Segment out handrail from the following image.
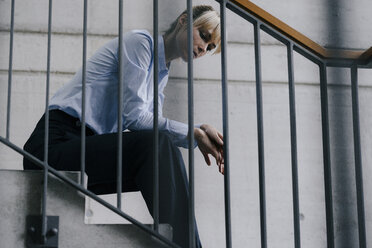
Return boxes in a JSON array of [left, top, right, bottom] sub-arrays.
[[231, 0, 372, 62]]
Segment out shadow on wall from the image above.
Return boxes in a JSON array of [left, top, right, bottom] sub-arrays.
[[326, 0, 359, 247]]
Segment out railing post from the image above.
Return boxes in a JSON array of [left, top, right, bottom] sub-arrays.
[[351, 64, 366, 248], [116, 0, 124, 210], [80, 0, 88, 187], [41, 0, 53, 243], [319, 63, 334, 248], [220, 1, 232, 247], [6, 0, 15, 140], [287, 43, 301, 248], [186, 0, 195, 247], [152, 0, 160, 233], [253, 20, 267, 248]]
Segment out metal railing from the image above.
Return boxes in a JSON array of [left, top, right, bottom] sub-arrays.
[[226, 1, 371, 248], [1, 0, 371, 247]]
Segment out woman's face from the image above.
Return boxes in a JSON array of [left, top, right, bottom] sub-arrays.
[[176, 26, 217, 61]]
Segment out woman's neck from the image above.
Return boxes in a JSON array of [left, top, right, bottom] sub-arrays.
[[163, 33, 180, 64]]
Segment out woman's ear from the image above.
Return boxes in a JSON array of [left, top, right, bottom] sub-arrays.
[[178, 13, 187, 27]]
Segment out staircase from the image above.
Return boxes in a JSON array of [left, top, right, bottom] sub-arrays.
[[1, 0, 372, 247], [0, 170, 171, 248]]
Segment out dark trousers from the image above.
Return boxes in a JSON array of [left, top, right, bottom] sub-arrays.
[[23, 110, 201, 248]]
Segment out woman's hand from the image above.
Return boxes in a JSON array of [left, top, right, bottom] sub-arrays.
[[194, 125, 224, 174], [200, 124, 224, 147]]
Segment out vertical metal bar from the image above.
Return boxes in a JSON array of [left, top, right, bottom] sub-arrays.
[[6, 0, 15, 140], [319, 63, 334, 248], [117, 0, 123, 210], [41, 0, 53, 243], [220, 1, 232, 247], [253, 21, 267, 248], [152, 0, 159, 232], [80, 0, 88, 187], [186, 1, 195, 247], [351, 65, 366, 248], [287, 43, 301, 248]]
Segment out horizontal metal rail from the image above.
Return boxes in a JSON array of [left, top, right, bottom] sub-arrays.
[[0, 136, 179, 248]]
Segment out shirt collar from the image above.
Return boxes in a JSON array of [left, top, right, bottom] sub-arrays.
[[158, 35, 169, 73]]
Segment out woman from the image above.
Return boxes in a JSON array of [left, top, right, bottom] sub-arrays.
[[24, 5, 223, 248]]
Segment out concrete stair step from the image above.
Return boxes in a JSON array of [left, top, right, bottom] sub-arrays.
[[84, 191, 153, 225], [0, 170, 171, 248]]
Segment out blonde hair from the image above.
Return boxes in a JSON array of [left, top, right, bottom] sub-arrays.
[[165, 5, 221, 54]]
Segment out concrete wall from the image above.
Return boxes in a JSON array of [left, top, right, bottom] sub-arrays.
[[1, 0, 371, 247]]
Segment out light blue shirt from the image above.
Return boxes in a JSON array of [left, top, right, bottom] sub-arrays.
[[49, 30, 193, 148]]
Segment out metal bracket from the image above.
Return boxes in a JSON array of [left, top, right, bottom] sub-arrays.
[[26, 215, 59, 248]]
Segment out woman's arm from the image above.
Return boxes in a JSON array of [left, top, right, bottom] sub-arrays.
[[121, 31, 195, 148]]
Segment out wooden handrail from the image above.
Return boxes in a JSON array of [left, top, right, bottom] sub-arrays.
[[231, 0, 372, 62]]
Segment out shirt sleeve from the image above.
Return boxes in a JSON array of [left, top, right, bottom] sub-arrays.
[[121, 32, 196, 148]]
